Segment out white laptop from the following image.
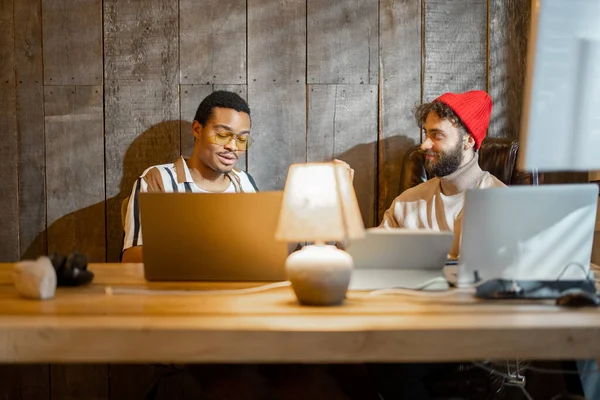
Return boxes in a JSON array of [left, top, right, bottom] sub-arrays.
[[457, 184, 599, 293], [346, 228, 454, 290]]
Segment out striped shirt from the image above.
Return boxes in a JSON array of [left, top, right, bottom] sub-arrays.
[[123, 156, 258, 252]]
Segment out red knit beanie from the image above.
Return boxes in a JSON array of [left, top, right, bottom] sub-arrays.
[[434, 90, 492, 150]]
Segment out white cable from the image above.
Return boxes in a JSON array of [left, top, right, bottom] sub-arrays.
[[105, 281, 291, 296], [367, 276, 449, 293], [367, 287, 473, 298], [366, 276, 495, 298]]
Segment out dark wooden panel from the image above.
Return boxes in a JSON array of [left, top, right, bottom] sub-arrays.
[[15, 0, 46, 259], [108, 364, 160, 399], [423, 0, 487, 101], [248, 83, 306, 190], [104, 85, 180, 262], [44, 86, 105, 262], [0, 365, 49, 400], [41, 0, 102, 85], [104, 0, 180, 262], [0, 0, 19, 262], [104, 0, 178, 85], [307, 85, 378, 227], [379, 0, 422, 222], [541, 172, 590, 185], [51, 364, 108, 400], [307, 0, 378, 84], [180, 84, 248, 170], [488, 0, 531, 138], [180, 0, 246, 84], [109, 364, 204, 400], [248, 0, 306, 84]]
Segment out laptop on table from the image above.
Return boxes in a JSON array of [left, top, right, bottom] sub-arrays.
[[346, 228, 454, 290], [458, 184, 599, 299], [139, 191, 288, 282]]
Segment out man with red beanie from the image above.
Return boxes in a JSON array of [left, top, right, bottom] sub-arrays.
[[380, 90, 505, 258], [371, 91, 506, 399]]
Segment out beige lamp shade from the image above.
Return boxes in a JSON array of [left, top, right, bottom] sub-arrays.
[[275, 162, 365, 243]]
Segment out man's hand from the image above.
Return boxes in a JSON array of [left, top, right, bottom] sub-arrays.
[[333, 159, 354, 183]]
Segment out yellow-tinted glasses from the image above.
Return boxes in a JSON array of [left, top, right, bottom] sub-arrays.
[[208, 131, 252, 151]]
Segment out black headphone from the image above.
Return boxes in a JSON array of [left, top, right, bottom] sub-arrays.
[[49, 251, 95, 286]]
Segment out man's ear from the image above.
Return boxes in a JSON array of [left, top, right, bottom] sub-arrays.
[[464, 133, 476, 150], [192, 120, 203, 139]]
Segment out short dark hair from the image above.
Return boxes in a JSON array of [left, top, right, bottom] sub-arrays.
[[414, 101, 469, 137], [193, 90, 251, 126]]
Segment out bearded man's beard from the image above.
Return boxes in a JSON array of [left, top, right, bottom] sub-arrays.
[[423, 140, 464, 177]]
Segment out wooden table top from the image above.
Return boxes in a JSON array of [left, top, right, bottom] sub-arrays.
[[1, 262, 600, 363]]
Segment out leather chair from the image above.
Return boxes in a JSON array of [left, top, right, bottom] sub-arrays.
[[398, 137, 538, 195]]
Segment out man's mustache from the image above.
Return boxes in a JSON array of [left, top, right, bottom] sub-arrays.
[[419, 150, 439, 158]]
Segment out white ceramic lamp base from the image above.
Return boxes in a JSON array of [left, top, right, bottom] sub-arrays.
[[285, 244, 353, 306]]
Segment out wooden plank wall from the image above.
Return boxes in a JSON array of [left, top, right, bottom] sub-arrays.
[[0, 0, 584, 397]]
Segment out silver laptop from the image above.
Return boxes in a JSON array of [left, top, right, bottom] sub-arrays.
[[139, 191, 288, 281], [458, 184, 599, 287], [346, 228, 454, 290]]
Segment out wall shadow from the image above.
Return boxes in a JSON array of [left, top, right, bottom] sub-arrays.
[[23, 120, 184, 263], [324, 134, 417, 228]]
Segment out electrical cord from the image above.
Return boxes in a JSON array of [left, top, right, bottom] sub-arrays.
[[473, 361, 599, 400], [105, 281, 291, 296], [366, 275, 508, 298], [557, 262, 596, 285], [472, 361, 535, 400], [104, 262, 596, 298]]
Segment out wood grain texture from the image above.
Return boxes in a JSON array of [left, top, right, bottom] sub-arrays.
[[180, 0, 246, 84], [0, 364, 49, 400], [15, 0, 46, 259], [104, 0, 179, 86], [488, 0, 531, 138], [1, 263, 600, 363], [44, 86, 105, 262], [0, 0, 19, 262], [104, 0, 180, 261], [307, 0, 378, 84], [423, 0, 487, 101], [1, 314, 599, 363], [41, 0, 102, 85], [50, 364, 108, 400], [248, 0, 306, 84], [378, 0, 422, 221], [104, 85, 180, 262], [2, 263, 600, 316], [307, 85, 378, 227], [247, 83, 306, 190], [180, 84, 248, 170]]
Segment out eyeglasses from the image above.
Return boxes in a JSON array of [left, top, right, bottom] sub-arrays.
[[208, 131, 252, 151]]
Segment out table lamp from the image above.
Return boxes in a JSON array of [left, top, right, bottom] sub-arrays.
[[275, 162, 365, 306]]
